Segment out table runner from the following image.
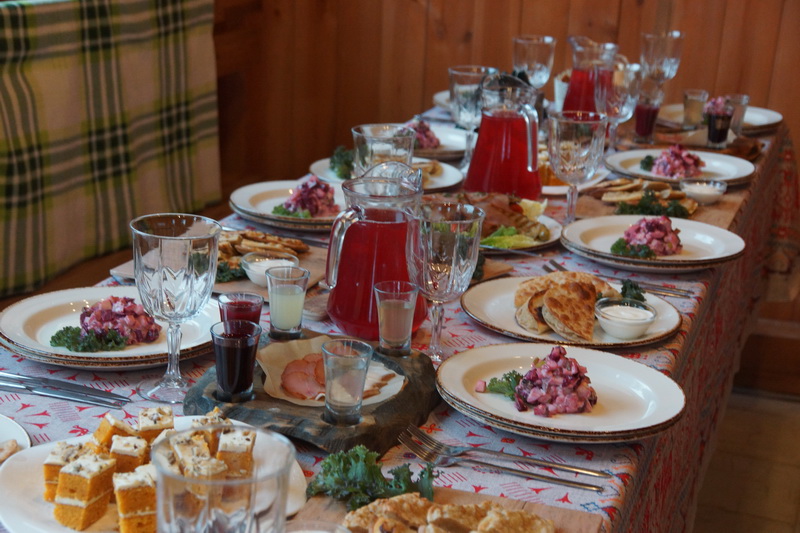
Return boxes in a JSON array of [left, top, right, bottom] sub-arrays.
[[0, 128, 795, 532], [0, 0, 221, 298]]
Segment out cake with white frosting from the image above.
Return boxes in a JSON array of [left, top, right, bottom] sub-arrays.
[[110, 435, 148, 473], [137, 406, 174, 443], [53, 452, 117, 530], [113, 465, 157, 533]]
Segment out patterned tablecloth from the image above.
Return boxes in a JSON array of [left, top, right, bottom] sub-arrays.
[[0, 126, 797, 532]]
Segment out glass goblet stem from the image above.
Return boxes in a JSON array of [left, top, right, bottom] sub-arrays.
[[164, 322, 186, 387], [427, 301, 445, 362], [462, 128, 476, 170], [565, 184, 579, 225], [606, 122, 620, 155]]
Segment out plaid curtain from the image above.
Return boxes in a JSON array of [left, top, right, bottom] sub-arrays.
[[0, 0, 221, 297]]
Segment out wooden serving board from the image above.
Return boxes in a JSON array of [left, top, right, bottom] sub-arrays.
[[109, 245, 327, 301], [183, 342, 440, 455], [292, 487, 603, 533]]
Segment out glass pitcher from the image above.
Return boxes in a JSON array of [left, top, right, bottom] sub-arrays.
[[463, 74, 541, 199], [562, 36, 618, 112], [325, 177, 427, 340]]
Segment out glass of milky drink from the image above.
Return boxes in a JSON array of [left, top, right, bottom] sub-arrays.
[[265, 266, 310, 340], [373, 280, 418, 356], [152, 425, 296, 532]]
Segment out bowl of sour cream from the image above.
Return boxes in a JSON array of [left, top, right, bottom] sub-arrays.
[[241, 251, 299, 287], [680, 179, 727, 205], [595, 297, 657, 340]]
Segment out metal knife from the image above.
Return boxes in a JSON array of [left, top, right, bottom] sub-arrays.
[[0, 372, 131, 403], [0, 381, 128, 408]]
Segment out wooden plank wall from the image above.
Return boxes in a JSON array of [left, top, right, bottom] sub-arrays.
[[213, 0, 799, 197]]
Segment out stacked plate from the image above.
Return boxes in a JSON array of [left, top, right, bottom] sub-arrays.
[[412, 124, 467, 161], [560, 215, 746, 273], [436, 343, 686, 443], [0, 287, 216, 370], [604, 149, 756, 186], [658, 104, 783, 136], [229, 179, 342, 233]]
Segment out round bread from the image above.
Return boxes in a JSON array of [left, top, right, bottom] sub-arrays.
[[514, 272, 620, 308]]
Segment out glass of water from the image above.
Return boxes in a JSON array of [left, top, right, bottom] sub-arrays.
[[322, 338, 373, 426], [512, 35, 557, 90], [448, 65, 498, 169]]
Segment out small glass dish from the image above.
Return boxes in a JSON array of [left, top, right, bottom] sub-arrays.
[[595, 297, 657, 340], [680, 179, 727, 205], [240, 251, 299, 287]]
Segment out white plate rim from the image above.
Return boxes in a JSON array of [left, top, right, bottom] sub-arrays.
[[0, 416, 307, 533], [604, 149, 755, 184], [560, 240, 727, 274], [433, 90, 450, 109], [0, 414, 31, 451], [436, 343, 686, 437], [541, 167, 611, 196], [310, 158, 463, 192], [560, 215, 746, 266], [229, 179, 345, 224], [413, 124, 466, 160], [461, 277, 681, 348], [658, 103, 783, 129], [480, 215, 563, 255], [0, 286, 217, 362]]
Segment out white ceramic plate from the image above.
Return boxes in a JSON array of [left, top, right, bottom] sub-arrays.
[[436, 343, 685, 439], [480, 215, 562, 255], [658, 103, 783, 130], [561, 215, 746, 268], [0, 416, 307, 533], [0, 414, 30, 452], [0, 286, 217, 363], [560, 240, 725, 274], [604, 149, 755, 185], [461, 277, 681, 348], [310, 157, 463, 192], [433, 90, 450, 109], [229, 179, 345, 225], [541, 167, 611, 196], [413, 124, 466, 160]]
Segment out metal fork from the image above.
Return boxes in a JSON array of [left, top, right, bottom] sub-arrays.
[[398, 430, 604, 492], [544, 259, 693, 298], [405, 425, 610, 478]]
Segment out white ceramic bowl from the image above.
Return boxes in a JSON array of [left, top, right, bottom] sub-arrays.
[[240, 251, 299, 287], [595, 297, 657, 340], [680, 179, 727, 205]]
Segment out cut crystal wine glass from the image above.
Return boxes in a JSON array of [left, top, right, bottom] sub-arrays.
[[131, 213, 221, 403], [640, 30, 684, 88], [594, 56, 643, 153], [406, 203, 484, 362], [448, 65, 498, 170]]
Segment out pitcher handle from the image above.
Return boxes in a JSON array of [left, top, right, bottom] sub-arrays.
[[325, 206, 364, 290], [521, 103, 539, 173]]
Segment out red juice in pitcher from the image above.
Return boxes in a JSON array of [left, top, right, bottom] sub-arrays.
[[326, 208, 427, 340], [562, 68, 597, 112], [464, 111, 540, 199]]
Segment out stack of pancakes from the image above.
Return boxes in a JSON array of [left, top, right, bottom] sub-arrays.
[[514, 272, 621, 342]]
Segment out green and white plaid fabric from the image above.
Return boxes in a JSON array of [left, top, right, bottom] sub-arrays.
[[0, 0, 221, 297]]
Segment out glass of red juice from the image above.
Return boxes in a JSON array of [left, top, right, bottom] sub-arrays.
[[218, 292, 264, 324], [210, 320, 262, 402], [634, 85, 664, 144]]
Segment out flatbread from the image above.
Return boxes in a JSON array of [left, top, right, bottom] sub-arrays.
[[514, 271, 620, 307], [542, 281, 597, 341], [514, 290, 551, 334]]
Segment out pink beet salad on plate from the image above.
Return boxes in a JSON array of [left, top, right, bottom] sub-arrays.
[[651, 144, 705, 179], [623, 216, 683, 256], [279, 175, 340, 218]]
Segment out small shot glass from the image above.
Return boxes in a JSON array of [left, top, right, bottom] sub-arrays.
[[210, 320, 262, 402], [321, 338, 373, 426], [218, 292, 264, 324], [726, 93, 750, 135], [682, 89, 708, 130], [373, 280, 417, 356], [266, 266, 310, 340]]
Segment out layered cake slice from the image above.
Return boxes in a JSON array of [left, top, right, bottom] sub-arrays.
[[182, 457, 229, 515], [138, 407, 174, 443], [43, 442, 90, 502], [110, 435, 148, 473], [91, 413, 137, 451], [190, 407, 233, 454], [53, 453, 116, 530], [113, 464, 157, 533], [170, 433, 211, 466], [216, 428, 256, 478]]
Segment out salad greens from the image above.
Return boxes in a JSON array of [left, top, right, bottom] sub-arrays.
[[615, 190, 690, 218], [306, 445, 437, 511], [610, 238, 657, 259], [620, 279, 646, 302], [271, 205, 312, 219], [330, 146, 355, 180], [50, 327, 128, 352], [485, 370, 523, 400], [480, 226, 539, 249], [216, 261, 247, 283], [640, 155, 655, 171]]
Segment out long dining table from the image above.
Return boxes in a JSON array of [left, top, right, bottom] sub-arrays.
[[0, 121, 797, 532]]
